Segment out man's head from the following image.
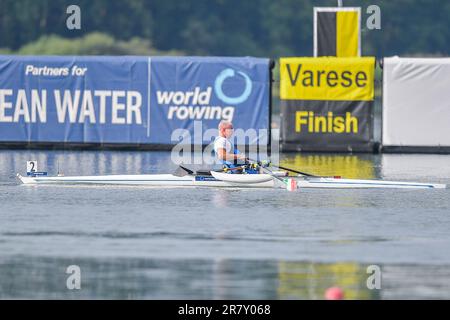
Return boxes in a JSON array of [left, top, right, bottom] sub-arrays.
[[218, 120, 234, 138]]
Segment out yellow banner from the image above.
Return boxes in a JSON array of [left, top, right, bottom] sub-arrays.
[[280, 57, 375, 101], [337, 11, 359, 57]]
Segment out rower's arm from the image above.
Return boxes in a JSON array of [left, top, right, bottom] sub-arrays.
[[217, 148, 246, 162]]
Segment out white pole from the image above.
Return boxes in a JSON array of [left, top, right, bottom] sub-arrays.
[[337, 0, 343, 6]]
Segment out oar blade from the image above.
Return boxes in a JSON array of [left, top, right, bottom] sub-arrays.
[[173, 165, 194, 177]]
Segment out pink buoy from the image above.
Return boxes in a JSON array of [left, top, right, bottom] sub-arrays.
[[325, 287, 344, 300]]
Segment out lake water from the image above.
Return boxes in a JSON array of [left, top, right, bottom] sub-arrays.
[[0, 150, 449, 299]]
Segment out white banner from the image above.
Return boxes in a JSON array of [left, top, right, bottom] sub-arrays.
[[383, 57, 450, 148]]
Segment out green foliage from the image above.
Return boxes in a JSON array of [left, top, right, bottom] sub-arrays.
[[0, 48, 12, 54], [4, 32, 183, 56], [0, 0, 449, 57]]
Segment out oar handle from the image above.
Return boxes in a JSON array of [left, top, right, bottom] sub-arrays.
[[221, 165, 248, 172], [225, 166, 245, 171]]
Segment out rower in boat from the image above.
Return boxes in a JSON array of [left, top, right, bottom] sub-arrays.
[[213, 120, 257, 174]]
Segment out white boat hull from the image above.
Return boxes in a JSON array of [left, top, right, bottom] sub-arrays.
[[296, 177, 446, 189], [16, 173, 446, 189], [211, 171, 446, 189]]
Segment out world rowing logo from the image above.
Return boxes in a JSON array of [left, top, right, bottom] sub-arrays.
[[214, 68, 252, 105], [156, 68, 253, 121]]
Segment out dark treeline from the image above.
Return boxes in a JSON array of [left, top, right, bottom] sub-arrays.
[[0, 0, 449, 57]]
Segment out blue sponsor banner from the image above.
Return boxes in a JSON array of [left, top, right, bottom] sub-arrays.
[[149, 57, 270, 145], [0, 55, 270, 146]]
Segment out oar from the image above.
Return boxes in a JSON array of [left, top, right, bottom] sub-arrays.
[[174, 164, 248, 177], [271, 164, 320, 178], [258, 166, 291, 189], [173, 165, 193, 177], [274, 164, 342, 178], [248, 157, 328, 178], [220, 165, 248, 173]]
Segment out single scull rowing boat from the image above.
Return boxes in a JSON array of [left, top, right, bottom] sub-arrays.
[[16, 169, 446, 189]]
